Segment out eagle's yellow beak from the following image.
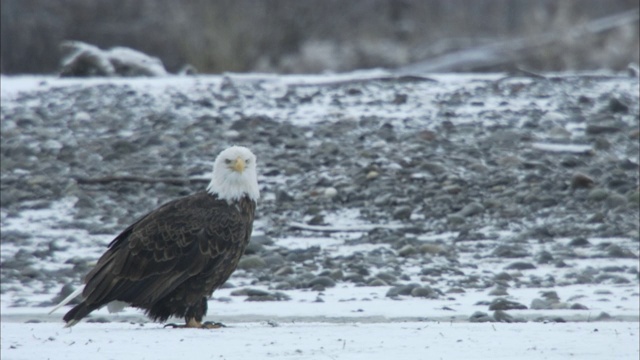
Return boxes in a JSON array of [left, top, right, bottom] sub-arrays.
[[232, 157, 246, 173]]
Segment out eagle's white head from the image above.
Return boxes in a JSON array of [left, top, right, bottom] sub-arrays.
[[207, 146, 260, 202]]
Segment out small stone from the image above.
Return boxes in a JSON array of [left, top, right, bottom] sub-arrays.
[[530, 298, 552, 310], [586, 124, 622, 134], [540, 291, 560, 302], [386, 283, 421, 297], [237, 255, 267, 270], [323, 187, 338, 198], [86, 317, 110, 324], [397, 244, 417, 257], [492, 245, 529, 258], [306, 276, 336, 288], [375, 272, 397, 283], [535, 250, 554, 264], [274, 266, 294, 276], [250, 235, 274, 246], [368, 278, 388, 286], [366, 171, 379, 180], [587, 189, 608, 202], [604, 244, 637, 259], [605, 193, 627, 209], [443, 185, 462, 194], [230, 288, 269, 296], [595, 312, 612, 320], [447, 214, 465, 225], [494, 272, 513, 281], [307, 215, 325, 225], [569, 237, 591, 247], [446, 287, 465, 294], [489, 298, 527, 311], [419, 243, 448, 256], [223, 130, 240, 139], [74, 111, 91, 122], [608, 97, 629, 113], [488, 287, 509, 296], [410, 286, 439, 299], [571, 173, 595, 189], [493, 310, 525, 323], [276, 190, 295, 202], [504, 262, 536, 270], [329, 269, 344, 281], [587, 212, 605, 223], [457, 202, 484, 217], [570, 303, 589, 310], [469, 311, 493, 323], [393, 206, 413, 220]]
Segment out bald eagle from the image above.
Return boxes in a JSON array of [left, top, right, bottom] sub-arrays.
[[51, 146, 259, 328]]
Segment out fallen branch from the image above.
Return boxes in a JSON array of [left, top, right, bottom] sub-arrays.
[[290, 221, 405, 233], [397, 9, 640, 73], [75, 175, 209, 186], [531, 143, 594, 155]]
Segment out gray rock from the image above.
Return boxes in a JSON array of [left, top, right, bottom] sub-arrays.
[[571, 173, 595, 189], [588, 188, 609, 202], [245, 292, 291, 302], [540, 291, 560, 302], [469, 311, 493, 323], [447, 214, 465, 225], [306, 276, 336, 289], [535, 250, 554, 264], [488, 298, 527, 311], [570, 303, 589, 310], [595, 312, 612, 320], [237, 255, 267, 270], [604, 244, 637, 259], [274, 266, 294, 276], [504, 262, 536, 270], [457, 202, 484, 217], [492, 245, 529, 258], [368, 278, 388, 286], [493, 310, 525, 323], [386, 283, 421, 297], [605, 193, 627, 209], [393, 206, 413, 220], [488, 287, 509, 296], [568, 237, 590, 247], [397, 245, 417, 257], [410, 286, 439, 299], [329, 269, 344, 281], [530, 298, 552, 310]]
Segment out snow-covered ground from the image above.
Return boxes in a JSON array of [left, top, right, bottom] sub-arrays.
[[1, 72, 639, 359], [2, 321, 638, 360], [1, 194, 638, 360]]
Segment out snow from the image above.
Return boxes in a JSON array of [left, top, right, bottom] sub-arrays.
[[2, 195, 638, 359], [2, 321, 638, 360], [1, 73, 639, 359]]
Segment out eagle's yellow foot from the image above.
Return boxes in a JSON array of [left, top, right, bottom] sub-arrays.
[[164, 319, 226, 329]]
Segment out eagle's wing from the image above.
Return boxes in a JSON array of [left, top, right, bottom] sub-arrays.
[[81, 193, 245, 307]]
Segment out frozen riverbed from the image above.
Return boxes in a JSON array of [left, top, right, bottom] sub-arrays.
[[1, 72, 638, 359]]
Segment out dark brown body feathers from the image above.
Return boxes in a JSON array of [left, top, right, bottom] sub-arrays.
[[64, 191, 256, 325]]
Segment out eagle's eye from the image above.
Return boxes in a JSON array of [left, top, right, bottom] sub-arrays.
[[224, 159, 232, 164], [245, 159, 251, 164]]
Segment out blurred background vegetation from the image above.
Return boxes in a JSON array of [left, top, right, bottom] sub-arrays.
[[1, 0, 638, 74]]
